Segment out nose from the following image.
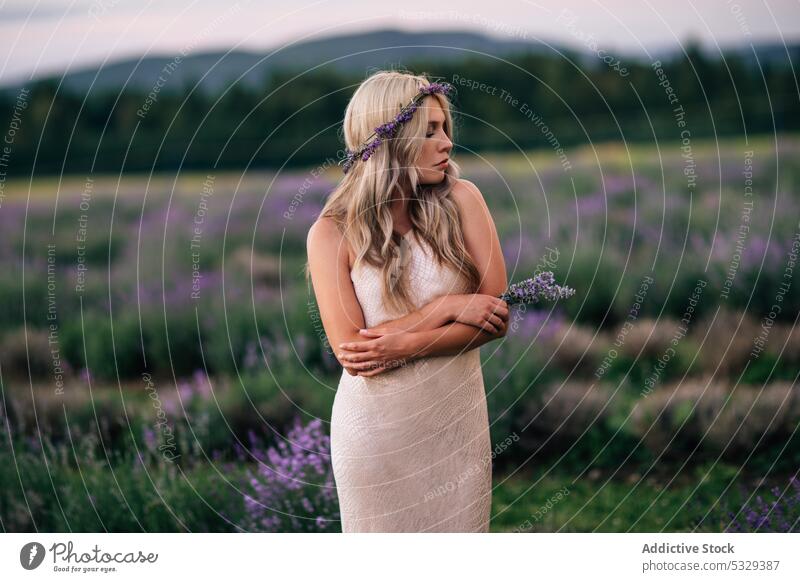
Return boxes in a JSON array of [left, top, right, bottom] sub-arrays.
[[438, 133, 452, 153]]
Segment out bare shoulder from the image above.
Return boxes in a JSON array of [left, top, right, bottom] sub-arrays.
[[450, 177, 489, 213], [307, 216, 350, 266], [306, 216, 332, 246], [451, 177, 481, 198], [450, 177, 493, 227], [450, 179, 507, 295], [307, 216, 342, 247]]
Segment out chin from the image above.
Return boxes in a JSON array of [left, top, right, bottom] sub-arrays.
[[419, 169, 447, 185]]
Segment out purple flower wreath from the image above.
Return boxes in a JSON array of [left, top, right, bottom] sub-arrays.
[[338, 81, 454, 174], [499, 271, 576, 306]]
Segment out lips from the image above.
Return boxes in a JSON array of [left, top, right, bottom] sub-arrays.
[[434, 159, 449, 167]]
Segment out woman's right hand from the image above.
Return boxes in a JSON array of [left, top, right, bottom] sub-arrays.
[[446, 294, 509, 335]]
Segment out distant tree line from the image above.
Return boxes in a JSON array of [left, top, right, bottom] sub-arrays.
[[1, 42, 796, 177]]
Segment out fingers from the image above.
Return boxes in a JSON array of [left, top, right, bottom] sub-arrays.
[[476, 294, 509, 319], [492, 299, 510, 320], [339, 340, 373, 352], [338, 351, 376, 363], [346, 359, 386, 371], [488, 314, 505, 330], [355, 362, 394, 375], [478, 319, 501, 334], [351, 358, 406, 375], [452, 295, 510, 330], [484, 315, 507, 338], [480, 308, 506, 332], [357, 366, 388, 377]]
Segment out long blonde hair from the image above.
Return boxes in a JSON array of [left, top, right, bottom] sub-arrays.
[[305, 69, 481, 316]]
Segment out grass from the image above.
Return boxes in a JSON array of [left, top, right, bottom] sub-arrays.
[[2, 426, 787, 533], [490, 461, 757, 532]]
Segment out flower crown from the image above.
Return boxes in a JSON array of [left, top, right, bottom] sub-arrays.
[[338, 81, 454, 174]]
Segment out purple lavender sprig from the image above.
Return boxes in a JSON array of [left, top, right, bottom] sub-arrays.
[[242, 417, 340, 532], [499, 271, 576, 306], [725, 476, 800, 532]]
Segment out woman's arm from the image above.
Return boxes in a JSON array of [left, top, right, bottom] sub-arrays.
[[306, 217, 376, 376], [338, 178, 510, 371], [359, 294, 456, 333], [406, 320, 501, 358], [338, 318, 502, 376], [361, 291, 510, 336], [454, 177, 508, 298], [407, 178, 509, 356], [363, 177, 508, 337]]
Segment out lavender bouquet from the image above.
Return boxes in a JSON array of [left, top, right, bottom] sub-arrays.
[[499, 271, 575, 306]]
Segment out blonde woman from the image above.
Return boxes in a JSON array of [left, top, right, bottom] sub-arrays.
[[305, 70, 509, 532]]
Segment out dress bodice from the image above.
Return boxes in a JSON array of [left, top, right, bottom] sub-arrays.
[[349, 231, 469, 328]]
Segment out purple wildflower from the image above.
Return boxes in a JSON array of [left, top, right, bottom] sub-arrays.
[[79, 367, 93, 384], [241, 417, 340, 532], [143, 426, 158, 452], [725, 476, 800, 532], [499, 271, 576, 306], [243, 341, 260, 370]]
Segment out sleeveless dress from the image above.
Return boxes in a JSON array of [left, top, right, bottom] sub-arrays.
[[330, 230, 492, 532]]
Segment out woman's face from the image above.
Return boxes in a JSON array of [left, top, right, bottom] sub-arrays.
[[415, 96, 453, 185]]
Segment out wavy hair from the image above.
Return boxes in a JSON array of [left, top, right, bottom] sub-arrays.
[[305, 69, 481, 316]]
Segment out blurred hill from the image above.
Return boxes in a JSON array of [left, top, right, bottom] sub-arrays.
[[0, 28, 558, 96], [0, 28, 796, 176], [1, 28, 796, 97]]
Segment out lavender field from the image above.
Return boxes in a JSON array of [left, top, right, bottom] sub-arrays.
[[1, 135, 799, 532]]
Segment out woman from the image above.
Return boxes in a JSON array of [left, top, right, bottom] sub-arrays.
[[305, 70, 509, 532]]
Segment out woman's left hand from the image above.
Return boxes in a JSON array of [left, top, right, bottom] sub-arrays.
[[338, 327, 417, 377]]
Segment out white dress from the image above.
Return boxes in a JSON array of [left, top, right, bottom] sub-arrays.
[[331, 230, 492, 532]]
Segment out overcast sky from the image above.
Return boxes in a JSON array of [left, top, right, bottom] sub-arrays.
[[1, 0, 798, 84]]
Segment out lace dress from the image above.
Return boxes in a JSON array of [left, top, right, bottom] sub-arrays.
[[330, 230, 492, 532]]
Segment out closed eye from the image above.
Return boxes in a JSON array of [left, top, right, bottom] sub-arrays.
[[427, 121, 444, 138]]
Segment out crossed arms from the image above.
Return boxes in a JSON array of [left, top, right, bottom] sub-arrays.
[[306, 178, 509, 377], [337, 292, 509, 376]]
